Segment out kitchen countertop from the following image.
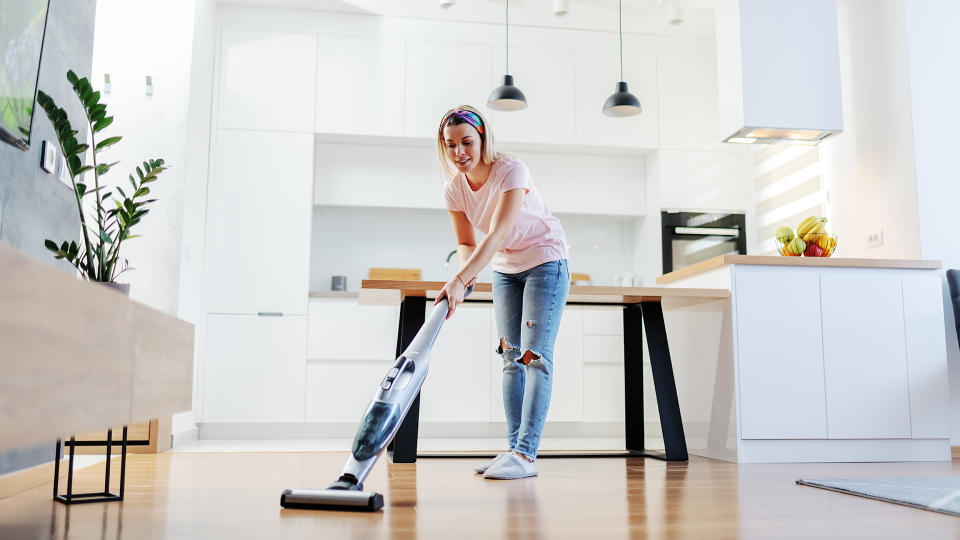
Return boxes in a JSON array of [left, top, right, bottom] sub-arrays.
[[656, 255, 942, 285], [359, 279, 728, 305]]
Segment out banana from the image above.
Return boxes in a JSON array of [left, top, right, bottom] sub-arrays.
[[795, 216, 820, 237], [802, 218, 828, 243]]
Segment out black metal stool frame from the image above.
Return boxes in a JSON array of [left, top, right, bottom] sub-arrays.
[[53, 426, 128, 504]]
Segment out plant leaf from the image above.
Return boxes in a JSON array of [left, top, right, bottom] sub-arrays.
[[93, 116, 113, 132], [134, 187, 150, 198], [84, 90, 100, 109], [67, 70, 78, 86], [44, 239, 58, 252], [77, 183, 87, 198], [95, 136, 122, 152]]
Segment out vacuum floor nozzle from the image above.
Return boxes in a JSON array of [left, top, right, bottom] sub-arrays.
[[280, 489, 384, 512]]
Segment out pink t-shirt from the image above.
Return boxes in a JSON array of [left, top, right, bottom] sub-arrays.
[[443, 155, 568, 274]]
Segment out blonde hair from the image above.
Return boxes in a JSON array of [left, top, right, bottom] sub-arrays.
[[436, 105, 501, 179]]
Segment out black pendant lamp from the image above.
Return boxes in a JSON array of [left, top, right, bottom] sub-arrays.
[[488, 0, 527, 111], [602, 0, 642, 117]]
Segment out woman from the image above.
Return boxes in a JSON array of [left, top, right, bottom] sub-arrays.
[[434, 105, 570, 480]]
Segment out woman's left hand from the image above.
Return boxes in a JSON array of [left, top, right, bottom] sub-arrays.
[[435, 276, 472, 319]]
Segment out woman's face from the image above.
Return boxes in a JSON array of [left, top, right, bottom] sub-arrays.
[[443, 123, 483, 174]]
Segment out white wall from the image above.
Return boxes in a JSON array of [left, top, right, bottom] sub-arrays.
[[903, 0, 960, 444], [91, 0, 198, 313], [819, 0, 921, 260]]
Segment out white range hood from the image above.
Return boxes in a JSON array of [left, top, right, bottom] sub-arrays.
[[716, 0, 843, 145]]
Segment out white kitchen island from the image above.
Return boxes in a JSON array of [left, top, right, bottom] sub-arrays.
[[657, 255, 951, 463]]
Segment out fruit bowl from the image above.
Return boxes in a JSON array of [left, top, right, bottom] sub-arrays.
[[776, 233, 839, 257]]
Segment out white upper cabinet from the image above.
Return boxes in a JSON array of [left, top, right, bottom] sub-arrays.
[[315, 35, 405, 136], [486, 46, 576, 145], [575, 39, 659, 149], [520, 151, 645, 216], [657, 55, 724, 150], [217, 29, 317, 132], [313, 141, 442, 209], [658, 149, 746, 211], [404, 40, 492, 139], [206, 130, 314, 314]]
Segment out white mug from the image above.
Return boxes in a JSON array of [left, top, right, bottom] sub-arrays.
[[621, 272, 634, 287]]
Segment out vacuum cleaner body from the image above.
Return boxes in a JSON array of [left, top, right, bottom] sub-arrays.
[[281, 287, 470, 512]]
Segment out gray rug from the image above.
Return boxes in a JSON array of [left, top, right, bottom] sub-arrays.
[[797, 477, 960, 517]]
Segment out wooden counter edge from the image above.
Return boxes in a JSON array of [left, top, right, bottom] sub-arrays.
[[656, 255, 943, 285], [360, 279, 729, 303]]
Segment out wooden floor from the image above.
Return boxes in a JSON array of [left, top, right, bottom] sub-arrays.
[[2, 452, 960, 539]]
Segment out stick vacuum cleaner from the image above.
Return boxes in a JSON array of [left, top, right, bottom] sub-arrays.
[[280, 285, 473, 512]]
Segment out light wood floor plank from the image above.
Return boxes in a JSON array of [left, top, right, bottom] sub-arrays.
[[1, 452, 960, 539]]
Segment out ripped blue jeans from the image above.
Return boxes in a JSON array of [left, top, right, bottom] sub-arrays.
[[492, 259, 571, 461]]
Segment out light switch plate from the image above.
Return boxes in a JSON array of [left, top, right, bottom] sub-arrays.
[[57, 154, 72, 188], [41, 140, 56, 173], [866, 229, 884, 249]]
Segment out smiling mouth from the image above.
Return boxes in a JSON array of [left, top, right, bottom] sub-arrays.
[[456, 158, 471, 166]]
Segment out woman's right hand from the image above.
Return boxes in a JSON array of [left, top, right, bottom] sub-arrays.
[[436, 275, 474, 319]]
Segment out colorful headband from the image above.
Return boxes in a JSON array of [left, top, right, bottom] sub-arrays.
[[441, 109, 484, 135]]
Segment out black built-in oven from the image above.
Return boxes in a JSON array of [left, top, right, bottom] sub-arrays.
[[661, 211, 746, 275]]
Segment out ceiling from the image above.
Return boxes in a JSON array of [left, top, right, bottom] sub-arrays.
[[218, 0, 718, 37]]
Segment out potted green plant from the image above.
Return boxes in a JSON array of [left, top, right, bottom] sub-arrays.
[[35, 69, 166, 292]]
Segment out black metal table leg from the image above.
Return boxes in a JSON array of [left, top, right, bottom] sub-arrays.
[[640, 301, 688, 461], [387, 295, 427, 464], [623, 304, 646, 454]]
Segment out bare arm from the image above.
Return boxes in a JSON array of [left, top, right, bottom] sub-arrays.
[[456, 188, 524, 285], [437, 188, 525, 317]]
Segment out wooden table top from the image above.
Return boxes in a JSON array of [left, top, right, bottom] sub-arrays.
[[360, 279, 729, 305], [657, 254, 942, 285]]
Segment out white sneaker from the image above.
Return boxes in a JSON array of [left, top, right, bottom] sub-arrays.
[[473, 452, 508, 474], [482, 453, 538, 480]]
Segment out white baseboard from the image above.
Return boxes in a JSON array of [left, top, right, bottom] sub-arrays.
[[171, 426, 199, 449]]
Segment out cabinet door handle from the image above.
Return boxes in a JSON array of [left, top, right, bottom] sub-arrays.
[[257, 312, 284, 317]]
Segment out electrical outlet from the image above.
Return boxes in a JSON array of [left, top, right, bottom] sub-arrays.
[[866, 229, 884, 249], [56, 155, 72, 188]]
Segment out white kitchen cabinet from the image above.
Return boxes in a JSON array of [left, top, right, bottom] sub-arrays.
[[421, 303, 491, 422], [202, 314, 307, 423], [217, 28, 317, 132], [583, 365, 625, 422], [734, 267, 828, 439], [313, 141, 441, 209], [519, 151, 646, 216], [547, 308, 584, 422], [901, 273, 951, 438], [315, 35, 405, 137], [486, 307, 585, 423], [583, 308, 623, 335], [820, 271, 911, 439], [658, 149, 746, 212], [307, 298, 398, 360], [574, 44, 658, 149], [305, 363, 392, 423], [206, 130, 314, 315], [487, 46, 576, 145], [657, 55, 725, 150], [404, 40, 492, 139]]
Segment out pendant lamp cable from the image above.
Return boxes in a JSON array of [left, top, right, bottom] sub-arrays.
[[506, 0, 510, 75], [619, 0, 623, 81]]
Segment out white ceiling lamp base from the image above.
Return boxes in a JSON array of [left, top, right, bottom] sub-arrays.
[[439, 0, 454, 7], [554, 0, 570, 16]]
